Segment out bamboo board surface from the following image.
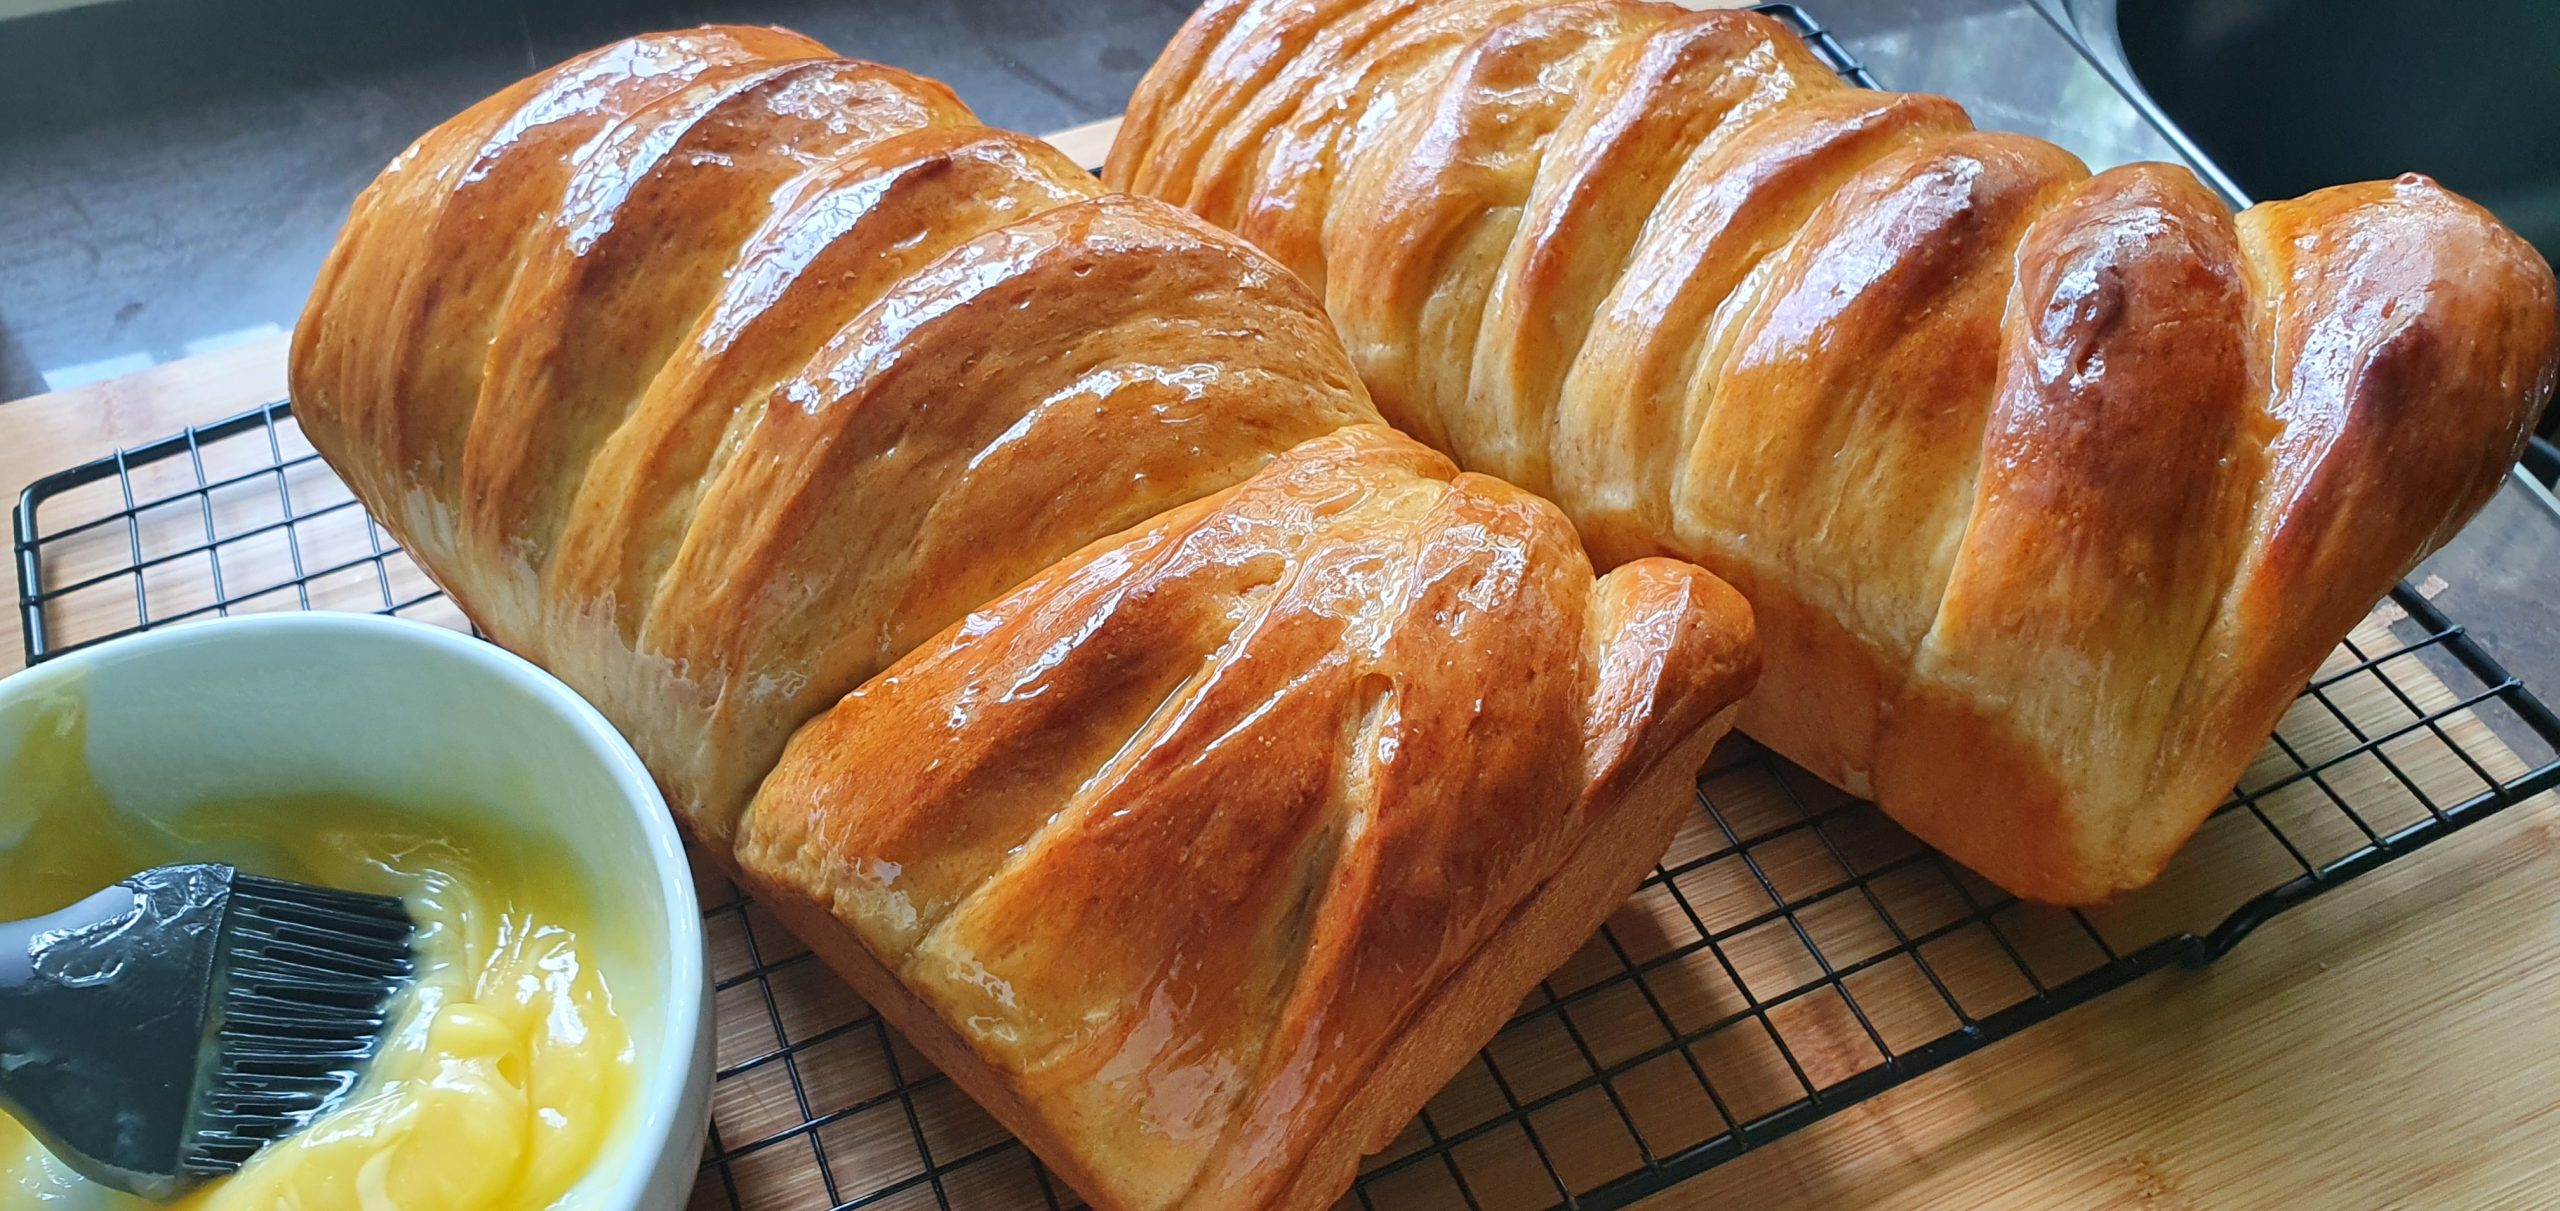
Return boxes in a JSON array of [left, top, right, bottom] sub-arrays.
[[7, 119, 2560, 1211]]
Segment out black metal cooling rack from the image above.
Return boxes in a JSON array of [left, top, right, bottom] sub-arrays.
[[20, 423, 2560, 1211], [15, 8, 2560, 1211], [1761, 2, 1877, 89], [16, 401, 2560, 1211]]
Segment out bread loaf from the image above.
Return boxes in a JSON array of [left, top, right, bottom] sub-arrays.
[[740, 424, 1755, 1211], [289, 27, 1760, 1210], [1108, 0, 2560, 903]]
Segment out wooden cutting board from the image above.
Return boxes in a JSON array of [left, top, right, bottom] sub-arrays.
[[6, 122, 2560, 1211]]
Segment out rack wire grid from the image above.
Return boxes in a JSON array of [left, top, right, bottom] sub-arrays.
[[19, 402, 2560, 1211], [14, 11, 2560, 1211]]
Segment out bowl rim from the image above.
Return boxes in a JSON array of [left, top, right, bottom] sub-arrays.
[[0, 611, 707, 1210]]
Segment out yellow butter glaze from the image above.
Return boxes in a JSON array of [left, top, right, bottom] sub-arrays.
[[0, 684, 633, 1210]]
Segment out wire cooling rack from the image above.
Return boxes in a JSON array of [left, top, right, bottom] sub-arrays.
[[16, 10, 2560, 1211], [18, 408, 2560, 1211]]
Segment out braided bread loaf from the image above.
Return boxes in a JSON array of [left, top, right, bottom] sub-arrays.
[[1108, 0, 2560, 903], [290, 28, 1758, 1211]]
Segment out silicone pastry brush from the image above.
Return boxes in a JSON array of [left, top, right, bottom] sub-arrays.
[[0, 863, 414, 1197]]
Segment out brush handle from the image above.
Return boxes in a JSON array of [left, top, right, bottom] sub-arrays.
[[0, 865, 231, 1199], [0, 884, 142, 988], [0, 882, 156, 1190]]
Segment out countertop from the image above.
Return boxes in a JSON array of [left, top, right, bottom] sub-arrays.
[[0, 0, 2173, 405]]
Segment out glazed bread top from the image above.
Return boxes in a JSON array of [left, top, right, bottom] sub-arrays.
[[1108, 0, 2560, 900], [739, 424, 1757, 1210], [291, 26, 1767, 1210], [290, 28, 1378, 843]]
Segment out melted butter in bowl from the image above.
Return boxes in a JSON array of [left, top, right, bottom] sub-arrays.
[[0, 614, 707, 1211], [0, 694, 633, 1210], [177, 805, 633, 1210]]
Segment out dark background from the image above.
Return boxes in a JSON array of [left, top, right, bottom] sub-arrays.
[[0, 0, 2194, 408], [2123, 0, 2560, 267], [0, 0, 1195, 403], [2118, 0, 2560, 448], [2, 0, 2555, 457]]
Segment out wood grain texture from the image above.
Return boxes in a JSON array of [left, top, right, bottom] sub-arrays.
[[0, 332, 291, 670], [6, 103, 2560, 1210], [1635, 794, 2560, 1211]]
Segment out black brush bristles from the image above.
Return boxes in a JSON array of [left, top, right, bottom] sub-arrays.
[[181, 874, 415, 1176]]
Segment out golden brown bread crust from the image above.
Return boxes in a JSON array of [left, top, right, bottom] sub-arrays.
[[295, 27, 840, 557], [547, 124, 1101, 643], [1109, 0, 2560, 903], [293, 27, 1763, 1211], [292, 29, 1378, 845], [1879, 164, 2262, 899], [1262, 705, 1726, 1210], [735, 426, 1757, 1210], [739, 700, 1721, 1211]]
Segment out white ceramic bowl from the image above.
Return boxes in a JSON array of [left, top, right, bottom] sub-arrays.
[[0, 612, 709, 1211]]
